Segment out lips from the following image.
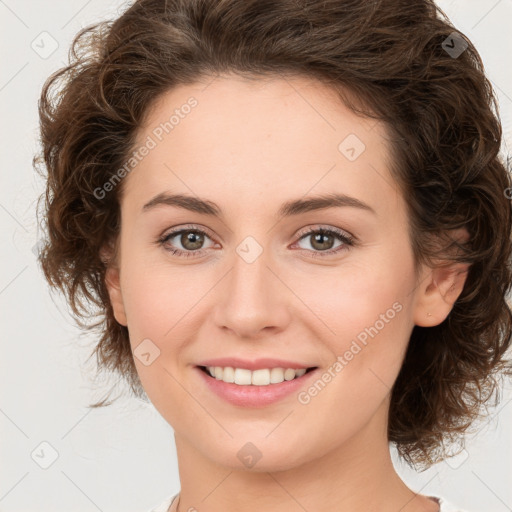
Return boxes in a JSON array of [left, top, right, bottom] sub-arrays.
[[196, 357, 317, 371], [195, 364, 320, 407]]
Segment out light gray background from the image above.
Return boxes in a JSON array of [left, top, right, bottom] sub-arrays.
[[1, 1, 511, 511]]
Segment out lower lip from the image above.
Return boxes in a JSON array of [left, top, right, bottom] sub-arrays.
[[195, 366, 318, 407]]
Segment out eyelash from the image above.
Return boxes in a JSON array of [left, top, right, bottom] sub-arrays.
[[157, 224, 355, 259]]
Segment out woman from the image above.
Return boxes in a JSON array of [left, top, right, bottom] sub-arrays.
[[34, 0, 512, 511]]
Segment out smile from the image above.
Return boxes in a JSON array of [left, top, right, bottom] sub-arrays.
[[196, 365, 319, 407], [199, 365, 317, 386]]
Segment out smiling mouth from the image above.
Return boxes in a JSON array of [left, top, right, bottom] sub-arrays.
[[197, 365, 318, 386]]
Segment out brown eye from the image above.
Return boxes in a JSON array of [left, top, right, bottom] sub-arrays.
[[308, 231, 336, 251], [158, 226, 216, 258], [293, 226, 355, 258], [178, 231, 205, 250]]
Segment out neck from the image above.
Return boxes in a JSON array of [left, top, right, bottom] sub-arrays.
[[169, 398, 437, 512]]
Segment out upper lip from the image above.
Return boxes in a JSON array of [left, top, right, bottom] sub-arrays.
[[196, 357, 317, 371]]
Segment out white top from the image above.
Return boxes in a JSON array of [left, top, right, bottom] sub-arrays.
[[147, 493, 468, 512]]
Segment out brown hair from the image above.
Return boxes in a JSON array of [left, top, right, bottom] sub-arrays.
[[34, 0, 512, 469]]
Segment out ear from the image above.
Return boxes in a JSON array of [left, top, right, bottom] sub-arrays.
[[413, 228, 470, 327], [100, 245, 128, 327]]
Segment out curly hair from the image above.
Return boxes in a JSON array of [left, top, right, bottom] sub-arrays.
[[34, 0, 512, 470]]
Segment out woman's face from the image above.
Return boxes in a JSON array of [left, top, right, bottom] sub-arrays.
[[106, 74, 430, 471]]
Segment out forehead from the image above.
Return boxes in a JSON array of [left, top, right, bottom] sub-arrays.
[[121, 74, 402, 220]]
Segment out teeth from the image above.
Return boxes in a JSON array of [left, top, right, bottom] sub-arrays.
[[205, 366, 308, 386]]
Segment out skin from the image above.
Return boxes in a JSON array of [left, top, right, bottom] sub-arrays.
[[103, 74, 469, 512]]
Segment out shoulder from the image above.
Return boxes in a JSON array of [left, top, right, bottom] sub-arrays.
[[145, 493, 178, 512], [145, 493, 470, 512], [429, 495, 470, 512]]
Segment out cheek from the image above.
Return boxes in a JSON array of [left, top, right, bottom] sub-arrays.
[[288, 272, 414, 446], [118, 258, 200, 412], [119, 252, 222, 353], [292, 252, 415, 392], [121, 272, 184, 340], [291, 252, 413, 340]]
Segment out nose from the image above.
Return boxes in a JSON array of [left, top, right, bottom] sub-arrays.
[[212, 244, 292, 340]]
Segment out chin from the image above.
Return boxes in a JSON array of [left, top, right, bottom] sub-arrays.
[[200, 437, 313, 473]]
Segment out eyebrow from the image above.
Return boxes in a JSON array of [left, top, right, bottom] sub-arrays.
[[141, 191, 376, 218]]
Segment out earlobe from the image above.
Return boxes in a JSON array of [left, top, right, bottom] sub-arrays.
[[101, 241, 128, 327], [414, 227, 470, 327], [104, 265, 128, 326]]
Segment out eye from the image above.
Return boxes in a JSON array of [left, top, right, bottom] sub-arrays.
[[158, 224, 216, 259], [292, 226, 355, 257], [157, 224, 355, 259]]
